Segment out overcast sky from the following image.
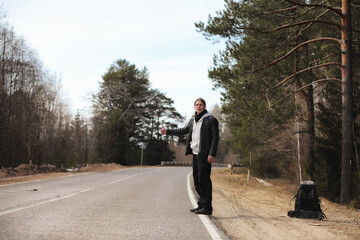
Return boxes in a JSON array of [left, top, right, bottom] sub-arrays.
[[1, 0, 225, 119]]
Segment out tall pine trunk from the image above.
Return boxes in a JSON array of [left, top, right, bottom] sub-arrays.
[[340, 0, 353, 204]]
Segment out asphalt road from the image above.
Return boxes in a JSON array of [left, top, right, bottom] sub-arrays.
[[0, 167, 227, 240]]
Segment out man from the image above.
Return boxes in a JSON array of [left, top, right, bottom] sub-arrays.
[[160, 98, 219, 215]]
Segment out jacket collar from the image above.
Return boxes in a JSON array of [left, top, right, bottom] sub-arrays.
[[194, 111, 212, 123]]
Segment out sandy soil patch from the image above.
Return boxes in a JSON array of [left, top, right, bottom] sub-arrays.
[[0, 172, 75, 186], [211, 169, 360, 240], [0, 163, 126, 186]]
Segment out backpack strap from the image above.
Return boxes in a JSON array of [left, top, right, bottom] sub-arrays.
[[290, 194, 297, 203], [311, 189, 317, 209], [294, 188, 303, 212]]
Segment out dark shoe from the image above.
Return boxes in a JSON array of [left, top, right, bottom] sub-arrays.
[[195, 208, 212, 215], [190, 207, 201, 212]]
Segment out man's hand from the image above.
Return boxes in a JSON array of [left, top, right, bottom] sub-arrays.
[[160, 125, 166, 135], [207, 155, 215, 163]]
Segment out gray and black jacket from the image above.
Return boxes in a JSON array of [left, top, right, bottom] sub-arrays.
[[166, 112, 219, 157]]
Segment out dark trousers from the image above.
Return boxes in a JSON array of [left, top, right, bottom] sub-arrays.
[[192, 154, 212, 209]]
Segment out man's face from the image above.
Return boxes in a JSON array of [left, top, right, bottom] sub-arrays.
[[194, 101, 205, 114]]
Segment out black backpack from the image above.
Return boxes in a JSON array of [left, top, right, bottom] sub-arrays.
[[288, 181, 326, 220]]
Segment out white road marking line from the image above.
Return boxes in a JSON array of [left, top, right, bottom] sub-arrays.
[[187, 171, 223, 240], [0, 172, 147, 216]]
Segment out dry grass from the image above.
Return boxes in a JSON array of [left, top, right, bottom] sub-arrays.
[[211, 168, 360, 240]]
